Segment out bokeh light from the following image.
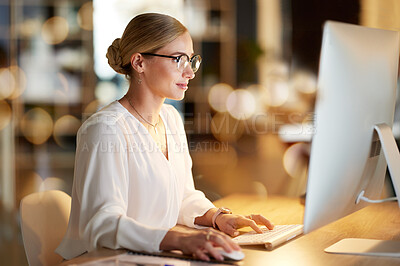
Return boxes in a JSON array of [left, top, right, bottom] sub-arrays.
[[226, 89, 256, 120], [95, 81, 119, 104], [246, 84, 270, 112], [0, 68, 15, 100], [208, 83, 234, 112], [20, 108, 54, 145], [263, 60, 289, 78], [263, 77, 289, 107], [83, 100, 101, 119], [8, 65, 27, 99], [211, 112, 244, 142], [251, 181, 268, 197], [53, 115, 81, 148], [0, 65, 27, 100], [77, 1, 94, 31], [283, 143, 310, 179], [41, 16, 69, 45], [19, 18, 42, 38], [291, 71, 317, 94], [0, 100, 12, 130]]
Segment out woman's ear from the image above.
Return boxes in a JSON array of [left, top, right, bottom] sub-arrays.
[[130, 53, 144, 73]]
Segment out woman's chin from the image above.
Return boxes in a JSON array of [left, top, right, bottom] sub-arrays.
[[168, 93, 185, 101]]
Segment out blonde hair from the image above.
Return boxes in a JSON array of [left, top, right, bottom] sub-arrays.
[[106, 13, 188, 79]]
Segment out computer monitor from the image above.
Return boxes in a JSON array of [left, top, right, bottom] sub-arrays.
[[303, 20, 400, 241]]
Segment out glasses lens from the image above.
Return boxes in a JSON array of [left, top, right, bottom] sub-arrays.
[[177, 55, 202, 73], [177, 55, 189, 72], [191, 55, 202, 73]]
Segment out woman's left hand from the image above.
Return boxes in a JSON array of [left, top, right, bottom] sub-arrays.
[[215, 213, 274, 237]]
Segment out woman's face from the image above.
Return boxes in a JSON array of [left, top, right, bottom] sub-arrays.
[[141, 31, 196, 101]]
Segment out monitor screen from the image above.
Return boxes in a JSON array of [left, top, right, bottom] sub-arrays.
[[303, 21, 400, 234]]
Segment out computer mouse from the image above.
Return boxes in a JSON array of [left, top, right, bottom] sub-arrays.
[[215, 247, 245, 261]]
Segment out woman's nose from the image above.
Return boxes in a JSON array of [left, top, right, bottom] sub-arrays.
[[182, 64, 195, 79]]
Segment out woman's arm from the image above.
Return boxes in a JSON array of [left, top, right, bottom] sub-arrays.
[[194, 208, 218, 227]]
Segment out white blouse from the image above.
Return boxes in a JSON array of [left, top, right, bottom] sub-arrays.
[[56, 101, 215, 260]]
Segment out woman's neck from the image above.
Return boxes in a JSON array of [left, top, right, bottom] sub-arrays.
[[122, 84, 165, 125]]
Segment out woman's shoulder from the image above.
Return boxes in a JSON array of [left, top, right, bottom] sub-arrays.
[[79, 101, 129, 134], [161, 103, 183, 122]]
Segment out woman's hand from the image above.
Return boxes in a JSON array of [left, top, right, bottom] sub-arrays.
[[216, 213, 274, 237], [160, 226, 241, 262]]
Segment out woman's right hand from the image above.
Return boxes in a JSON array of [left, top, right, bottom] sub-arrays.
[[160, 226, 241, 262]]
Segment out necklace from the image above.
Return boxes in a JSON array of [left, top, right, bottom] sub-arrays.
[[127, 97, 160, 134]]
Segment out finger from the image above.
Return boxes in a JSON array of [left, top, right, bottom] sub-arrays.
[[223, 234, 242, 250], [209, 230, 241, 251], [249, 214, 275, 230], [194, 248, 210, 262], [241, 218, 263, 233], [219, 223, 238, 237], [237, 216, 263, 233], [213, 216, 241, 238], [204, 228, 225, 240], [209, 233, 233, 253], [204, 241, 224, 261], [226, 229, 240, 238]]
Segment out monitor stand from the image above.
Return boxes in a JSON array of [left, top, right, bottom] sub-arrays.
[[374, 123, 400, 206], [325, 123, 400, 257]]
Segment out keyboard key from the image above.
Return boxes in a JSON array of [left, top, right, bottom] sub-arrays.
[[232, 224, 303, 249]]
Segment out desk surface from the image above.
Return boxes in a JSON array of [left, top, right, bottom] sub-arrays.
[[60, 194, 400, 266]]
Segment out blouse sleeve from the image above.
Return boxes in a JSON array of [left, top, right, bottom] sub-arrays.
[[169, 107, 215, 227], [70, 116, 168, 256]]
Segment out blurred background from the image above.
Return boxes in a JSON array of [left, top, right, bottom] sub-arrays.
[[0, 0, 399, 264]]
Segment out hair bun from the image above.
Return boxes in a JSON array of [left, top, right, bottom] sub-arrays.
[[106, 38, 125, 74]]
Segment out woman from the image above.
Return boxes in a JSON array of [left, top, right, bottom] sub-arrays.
[[56, 13, 274, 262]]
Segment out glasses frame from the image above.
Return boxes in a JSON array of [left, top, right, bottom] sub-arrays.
[[141, 53, 201, 73]]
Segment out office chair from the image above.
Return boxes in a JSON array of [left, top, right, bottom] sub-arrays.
[[20, 190, 71, 266]]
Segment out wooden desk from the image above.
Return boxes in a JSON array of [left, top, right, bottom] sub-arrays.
[[60, 194, 400, 266]]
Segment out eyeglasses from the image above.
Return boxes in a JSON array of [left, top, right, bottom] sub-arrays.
[[141, 53, 202, 73]]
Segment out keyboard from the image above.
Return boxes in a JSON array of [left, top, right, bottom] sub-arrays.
[[232, 224, 303, 250]]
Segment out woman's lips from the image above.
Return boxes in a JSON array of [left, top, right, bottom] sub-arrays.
[[176, 83, 188, 90]]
